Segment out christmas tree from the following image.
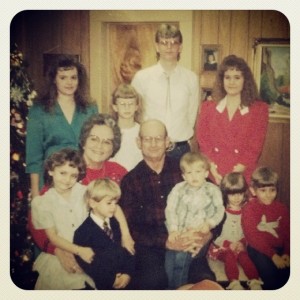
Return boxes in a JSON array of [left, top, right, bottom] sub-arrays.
[[10, 44, 38, 289]]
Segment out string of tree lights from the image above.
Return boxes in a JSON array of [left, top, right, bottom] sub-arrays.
[[10, 44, 38, 289]]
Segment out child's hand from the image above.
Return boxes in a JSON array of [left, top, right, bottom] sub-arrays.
[[199, 223, 210, 234], [168, 231, 180, 243], [113, 273, 131, 289], [234, 241, 245, 253], [272, 253, 287, 269], [78, 246, 94, 264], [282, 254, 290, 267], [210, 163, 222, 185], [122, 234, 135, 255], [233, 163, 246, 173]]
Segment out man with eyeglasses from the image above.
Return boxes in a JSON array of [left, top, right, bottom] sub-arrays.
[[120, 119, 215, 289], [131, 23, 200, 160]]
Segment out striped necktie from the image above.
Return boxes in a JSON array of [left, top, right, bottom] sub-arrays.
[[103, 221, 113, 240]]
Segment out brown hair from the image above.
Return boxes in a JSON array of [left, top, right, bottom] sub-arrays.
[[212, 54, 259, 107], [38, 55, 91, 112], [44, 148, 86, 186], [250, 166, 279, 189], [220, 172, 248, 207]]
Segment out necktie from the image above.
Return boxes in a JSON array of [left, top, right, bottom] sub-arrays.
[[103, 221, 113, 240], [165, 74, 171, 127]]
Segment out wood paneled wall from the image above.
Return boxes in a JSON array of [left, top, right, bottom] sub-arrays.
[[192, 10, 289, 75], [10, 10, 290, 206], [11, 10, 90, 94]]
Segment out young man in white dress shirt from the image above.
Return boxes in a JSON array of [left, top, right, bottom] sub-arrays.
[[131, 23, 200, 160]]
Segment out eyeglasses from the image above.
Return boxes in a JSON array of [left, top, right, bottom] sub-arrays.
[[158, 39, 180, 47], [87, 135, 113, 147], [140, 136, 166, 144], [116, 100, 137, 108]]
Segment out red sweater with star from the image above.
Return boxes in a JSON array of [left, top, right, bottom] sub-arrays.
[[241, 197, 290, 258]]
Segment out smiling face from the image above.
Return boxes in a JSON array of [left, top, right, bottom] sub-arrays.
[[250, 186, 277, 206], [223, 68, 244, 97], [137, 120, 170, 163], [55, 67, 79, 97], [83, 125, 114, 168], [48, 163, 79, 196], [227, 193, 245, 210]]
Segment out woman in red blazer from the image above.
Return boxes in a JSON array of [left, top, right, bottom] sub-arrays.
[[196, 55, 268, 184]]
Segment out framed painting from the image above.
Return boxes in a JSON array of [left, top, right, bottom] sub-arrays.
[[201, 44, 221, 72], [253, 38, 290, 118]]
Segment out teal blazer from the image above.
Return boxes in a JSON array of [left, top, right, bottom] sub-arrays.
[[25, 102, 98, 188]]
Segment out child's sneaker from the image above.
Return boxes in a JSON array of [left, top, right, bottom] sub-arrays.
[[226, 280, 244, 290], [247, 279, 263, 290]]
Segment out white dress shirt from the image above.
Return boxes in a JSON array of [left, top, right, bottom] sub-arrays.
[[132, 62, 200, 142]]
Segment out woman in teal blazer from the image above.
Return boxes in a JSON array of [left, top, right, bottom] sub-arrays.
[[26, 55, 98, 198]]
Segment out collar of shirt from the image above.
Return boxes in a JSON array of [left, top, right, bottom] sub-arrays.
[[90, 212, 111, 230], [157, 62, 179, 78], [216, 96, 249, 115]]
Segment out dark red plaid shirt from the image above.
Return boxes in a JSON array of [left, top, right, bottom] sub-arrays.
[[120, 156, 182, 249]]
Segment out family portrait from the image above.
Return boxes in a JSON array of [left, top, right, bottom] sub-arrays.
[[10, 10, 291, 295]]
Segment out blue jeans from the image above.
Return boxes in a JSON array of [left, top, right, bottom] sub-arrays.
[[165, 250, 193, 289], [248, 246, 290, 290]]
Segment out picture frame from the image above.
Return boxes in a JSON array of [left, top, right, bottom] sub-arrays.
[[43, 53, 80, 76], [252, 38, 290, 118], [202, 88, 213, 102], [201, 44, 221, 72]]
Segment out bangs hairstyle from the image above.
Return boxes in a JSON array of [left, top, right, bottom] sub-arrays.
[[84, 178, 121, 204], [111, 83, 142, 123], [180, 152, 210, 173], [220, 172, 248, 206], [212, 55, 258, 107], [251, 166, 279, 189], [44, 148, 86, 186]]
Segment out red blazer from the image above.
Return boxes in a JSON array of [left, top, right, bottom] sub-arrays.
[[196, 99, 268, 183]]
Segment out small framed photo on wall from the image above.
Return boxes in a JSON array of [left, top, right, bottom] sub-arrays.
[[201, 45, 221, 72]]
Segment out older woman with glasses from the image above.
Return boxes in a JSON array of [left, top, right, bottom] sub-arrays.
[[29, 114, 135, 289]]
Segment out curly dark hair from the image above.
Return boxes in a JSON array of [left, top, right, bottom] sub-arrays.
[[43, 148, 86, 186], [212, 55, 259, 107], [38, 55, 90, 112], [79, 113, 121, 157]]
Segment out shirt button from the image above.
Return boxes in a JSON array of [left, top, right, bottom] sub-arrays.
[[214, 147, 219, 152], [160, 195, 164, 199], [234, 149, 239, 154], [70, 209, 73, 213], [72, 224, 75, 227]]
